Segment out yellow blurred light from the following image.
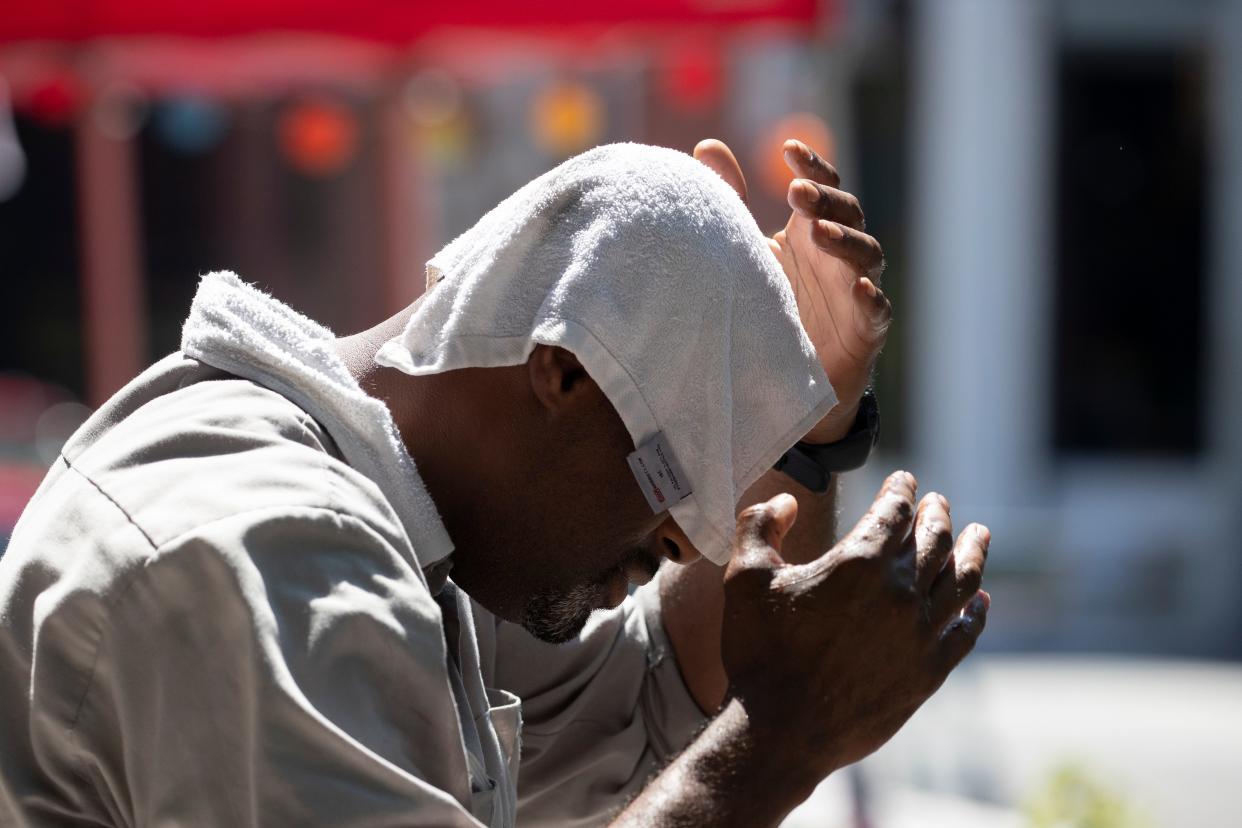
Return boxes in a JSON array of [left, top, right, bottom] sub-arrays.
[[412, 114, 471, 168]]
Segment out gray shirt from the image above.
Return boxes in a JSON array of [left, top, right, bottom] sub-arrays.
[[0, 285, 705, 827]]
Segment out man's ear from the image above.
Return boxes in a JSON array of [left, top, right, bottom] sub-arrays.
[[527, 345, 596, 413]]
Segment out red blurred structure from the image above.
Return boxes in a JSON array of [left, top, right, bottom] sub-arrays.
[[0, 0, 835, 431], [0, 0, 821, 44]]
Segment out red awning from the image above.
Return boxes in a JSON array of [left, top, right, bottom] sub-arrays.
[[1, 0, 821, 45]]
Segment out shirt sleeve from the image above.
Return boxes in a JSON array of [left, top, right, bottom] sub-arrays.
[[36, 506, 490, 828], [486, 566, 710, 828]]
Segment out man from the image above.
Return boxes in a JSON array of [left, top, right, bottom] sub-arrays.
[[0, 138, 989, 827]]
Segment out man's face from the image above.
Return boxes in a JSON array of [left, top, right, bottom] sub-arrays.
[[443, 371, 696, 644]]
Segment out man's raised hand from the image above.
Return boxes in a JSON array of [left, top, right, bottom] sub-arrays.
[[774, 139, 891, 443], [693, 138, 892, 445], [721, 471, 990, 778]]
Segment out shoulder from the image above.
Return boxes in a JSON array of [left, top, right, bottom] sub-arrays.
[[1, 360, 435, 697], [63, 367, 410, 556]]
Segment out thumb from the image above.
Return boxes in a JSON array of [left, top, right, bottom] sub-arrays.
[[725, 493, 797, 585], [693, 138, 749, 204]]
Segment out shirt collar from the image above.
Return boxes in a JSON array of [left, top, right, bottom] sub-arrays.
[[181, 271, 455, 577]]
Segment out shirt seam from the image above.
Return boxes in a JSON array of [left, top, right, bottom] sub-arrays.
[[57, 457, 417, 726], [59, 459, 155, 735]]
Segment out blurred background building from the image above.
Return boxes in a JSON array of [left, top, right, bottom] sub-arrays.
[[1, 0, 1239, 825]]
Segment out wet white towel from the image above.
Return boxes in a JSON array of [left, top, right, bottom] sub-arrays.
[[377, 143, 835, 566]]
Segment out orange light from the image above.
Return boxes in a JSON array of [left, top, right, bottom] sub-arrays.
[[757, 111, 835, 201], [277, 97, 359, 177], [530, 81, 603, 158]]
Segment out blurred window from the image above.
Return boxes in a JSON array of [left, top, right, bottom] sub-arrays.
[[0, 118, 84, 398], [1052, 48, 1206, 456], [140, 103, 230, 360], [138, 95, 385, 358]]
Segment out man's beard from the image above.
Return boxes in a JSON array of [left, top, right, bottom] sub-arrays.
[[519, 580, 606, 644], [517, 551, 661, 644]]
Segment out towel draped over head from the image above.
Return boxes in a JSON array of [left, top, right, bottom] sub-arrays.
[[377, 142, 835, 566]]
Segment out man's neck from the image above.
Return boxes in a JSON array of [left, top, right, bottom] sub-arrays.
[[333, 308, 414, 394], [331, 307, 479, 568]]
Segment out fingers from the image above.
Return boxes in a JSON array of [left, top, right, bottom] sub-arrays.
[[841, 470, 918, 558], [858, 277, 894, 336], [781, 138, 886, 290], [927, 524, 990, 628], [788, 179, 865, 231], [725, 493, 798, 582], [811, 220, 886, 283], [913, 493, 954, 592], [938, 590, 990, 671], [783, 139, 840, 188], [694, 138, 749, 204]]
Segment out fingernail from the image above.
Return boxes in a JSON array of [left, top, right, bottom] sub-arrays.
[[889, 470, 915, 491], [817, 219, 844, 240], [798, 179, 820, 202], [772, 492, 797, 511], [971, 591, 990, 613]]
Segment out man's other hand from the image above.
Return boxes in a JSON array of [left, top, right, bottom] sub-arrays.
[[693, 138, 891, 444], [721, 470, 991, 779]]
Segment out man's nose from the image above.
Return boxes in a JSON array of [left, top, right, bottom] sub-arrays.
[[653, 516, 702, 565]]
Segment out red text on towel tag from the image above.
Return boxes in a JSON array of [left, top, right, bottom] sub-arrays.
[[626, 432, 692, 515]]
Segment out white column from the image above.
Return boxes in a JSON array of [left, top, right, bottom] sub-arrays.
[[908, 0, 1054, 516], [1210, 0, 1242, 476], [1207, 0, 1242, 644]]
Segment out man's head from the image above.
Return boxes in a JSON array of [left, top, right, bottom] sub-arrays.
[[373, 341, 698, 643], [357, 143, 835, 640]]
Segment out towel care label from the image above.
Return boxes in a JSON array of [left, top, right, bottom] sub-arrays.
[[626, 432, 692, 514]]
